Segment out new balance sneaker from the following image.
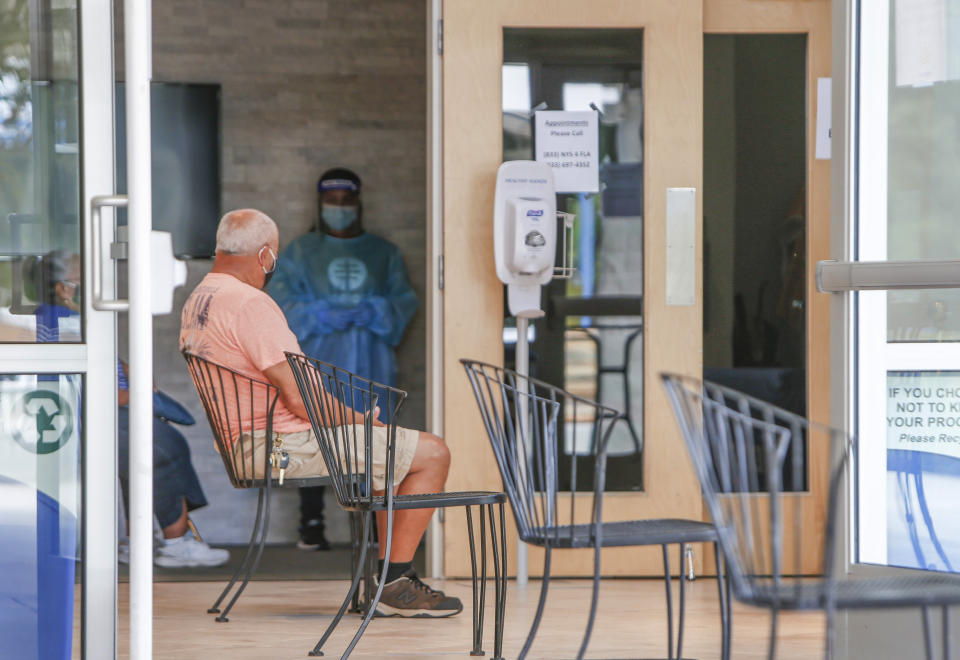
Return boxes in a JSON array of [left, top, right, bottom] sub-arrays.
[[374, 571, 463, 618], [296, 518, 331, 551], [154, 530, 230, 568]]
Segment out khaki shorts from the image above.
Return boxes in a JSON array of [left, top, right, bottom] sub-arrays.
[[235, 424, 419, 491]]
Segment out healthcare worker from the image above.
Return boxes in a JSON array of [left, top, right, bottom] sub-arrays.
[[268, 167, 418, 550]]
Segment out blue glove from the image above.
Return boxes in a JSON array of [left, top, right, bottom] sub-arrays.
[[314, 302, 353, 331], [351, 301, 377, 328]]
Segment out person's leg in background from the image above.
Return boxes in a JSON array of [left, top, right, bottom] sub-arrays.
[[297, 485, 331, 550], [118, 407, 230, 567]]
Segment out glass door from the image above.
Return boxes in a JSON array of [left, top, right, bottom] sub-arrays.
[[854, 0, 960, 575], [0, 0, 119, 657]]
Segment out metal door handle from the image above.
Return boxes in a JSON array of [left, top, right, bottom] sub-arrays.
[[817, 259, 960, 293], [91, 194, 129, 311]]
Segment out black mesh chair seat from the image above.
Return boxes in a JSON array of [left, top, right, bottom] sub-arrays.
[[529, 519, 719, 549], [751, 575, 960, 611], [364, 490, 506, 511], [462, 359, 731, 660], [662, 372, 960, 660], [285, 352, 508, 660]]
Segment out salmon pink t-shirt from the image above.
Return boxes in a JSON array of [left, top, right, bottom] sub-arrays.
[[180, 272, 310, 435]]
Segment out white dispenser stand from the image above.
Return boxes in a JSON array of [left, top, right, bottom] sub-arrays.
[[493, 161, 573, 587]]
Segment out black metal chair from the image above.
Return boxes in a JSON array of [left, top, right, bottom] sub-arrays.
[[661, 373, 960, 660], [462, 359, 730, 660], [183, 352, 370, 622], [285, 352, 507, 660]]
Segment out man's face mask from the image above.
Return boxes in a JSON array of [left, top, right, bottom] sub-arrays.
[[258, 245, 278, 288], [322, 204, 358, 231]]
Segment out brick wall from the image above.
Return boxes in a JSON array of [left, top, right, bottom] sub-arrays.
[[116, 0, 427, 544]]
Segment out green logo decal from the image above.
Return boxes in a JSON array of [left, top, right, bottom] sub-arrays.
[[11, 390, 74, 455]]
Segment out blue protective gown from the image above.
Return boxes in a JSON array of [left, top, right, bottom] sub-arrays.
[[268, 231, 418, 389]]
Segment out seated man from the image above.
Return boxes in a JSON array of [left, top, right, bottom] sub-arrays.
[[179, 209, 460, 618]]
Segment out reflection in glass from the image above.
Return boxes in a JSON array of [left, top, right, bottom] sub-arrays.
[[0, 2, 81, 343], [702, 34, 807, 430], [502, 28, 643, 492], [886, 7, 960, 341], [0, 373, 82, 657]]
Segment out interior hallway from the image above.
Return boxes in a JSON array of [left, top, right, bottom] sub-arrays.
[[99, 577, 824, 659]]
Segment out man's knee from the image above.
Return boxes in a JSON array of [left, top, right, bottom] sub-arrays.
[[417, 432, 450, 470]]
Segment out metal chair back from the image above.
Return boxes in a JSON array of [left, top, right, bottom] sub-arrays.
[[661, 373, 851, 607], [183, 351, 278, 489], [461, 359, 622, 546], [285, 352, 405, 510]]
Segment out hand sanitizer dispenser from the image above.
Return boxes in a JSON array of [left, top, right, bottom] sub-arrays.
[[494, 161, 557, 318]]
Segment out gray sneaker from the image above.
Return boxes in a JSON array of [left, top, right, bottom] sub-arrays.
[[374, 572, 463, 618]]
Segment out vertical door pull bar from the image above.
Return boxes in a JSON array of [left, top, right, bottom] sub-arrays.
[[90, 194, 129, 311]]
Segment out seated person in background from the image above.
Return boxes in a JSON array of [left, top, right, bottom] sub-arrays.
[[179, 209, 460, 618], [116, 361, 230, 568], [34, 250, 229, 568]]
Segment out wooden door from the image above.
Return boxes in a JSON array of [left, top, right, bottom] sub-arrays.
[[441, 0, 705, 577], [703, 0, 832, 575]]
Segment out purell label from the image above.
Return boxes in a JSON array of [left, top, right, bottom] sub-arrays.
[[526, 209, 544, 217]]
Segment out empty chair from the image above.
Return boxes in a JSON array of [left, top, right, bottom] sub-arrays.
[[462, 359, 730, 660], [285, 352, 508, 660], [662, 373, 960, 660], [183, 352, 368, 621]]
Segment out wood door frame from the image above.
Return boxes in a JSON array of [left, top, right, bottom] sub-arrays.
[[441, 0, 704, 578], [703, 0, 832, 574]]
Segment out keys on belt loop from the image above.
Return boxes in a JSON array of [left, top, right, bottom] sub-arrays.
[[269, 436, 290, 486]]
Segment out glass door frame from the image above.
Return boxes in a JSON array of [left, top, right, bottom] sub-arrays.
[[0, 0, 120, 656], [831, 0, 960, 654]]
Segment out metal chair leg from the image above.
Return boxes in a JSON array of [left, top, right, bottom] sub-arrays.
[[467, 506, 483, 656], [518, 545, 551, 660], [715, 544, 731, 660], [677, 544, 687, 659], [478, 505, 489, 655], [922, 606, 934, 660], [943, 606, 950, 660], [576, 524, 603, 660], [209, 486, 266, 616], [341, 502, 395, 659], [310, 511, 372, 657], [219, 484, 273, 622], [363, 517, 377, 612], [348, 512, 363, 614], [662, 544, 674, 659], [767, 607, 779, 660], [488, 502, 506, 660]]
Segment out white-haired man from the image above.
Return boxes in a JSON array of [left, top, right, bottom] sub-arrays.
[[180, 209, 461, 617]]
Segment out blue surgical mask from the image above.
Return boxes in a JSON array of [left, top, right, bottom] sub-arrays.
[[322, 204, 358, 231]]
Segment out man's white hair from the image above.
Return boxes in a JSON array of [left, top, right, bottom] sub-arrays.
[[216, 209, 278, 255]]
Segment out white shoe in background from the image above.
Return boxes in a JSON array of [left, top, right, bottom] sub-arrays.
[[154, 530, 230, 568], [118, 536, 130, 564], [118, 529, 164, 564]]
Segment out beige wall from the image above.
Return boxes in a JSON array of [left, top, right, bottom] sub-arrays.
[[115, 0, 428, 544]]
